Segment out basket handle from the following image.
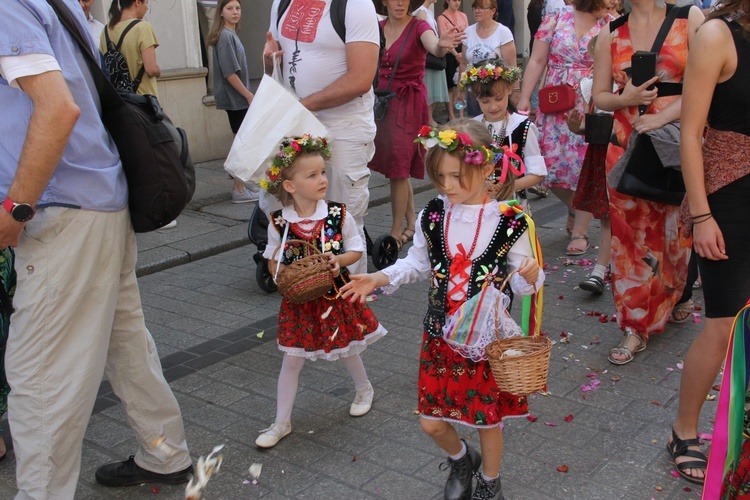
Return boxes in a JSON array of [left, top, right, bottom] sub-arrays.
[[492, 270, 541, 346], [269, 238, 329, 279]]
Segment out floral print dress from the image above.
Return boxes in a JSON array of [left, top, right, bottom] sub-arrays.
[[534, 6, 609, 190], [606, 6, 693, 336], [265, 201, 386, 360]]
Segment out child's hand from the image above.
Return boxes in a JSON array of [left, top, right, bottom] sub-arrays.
[[565, 109, 584, 135], [517, 257, 540, 287], [328, 254, 341, 277], [340, 272, 387, 303]]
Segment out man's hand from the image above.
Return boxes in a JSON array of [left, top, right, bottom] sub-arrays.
[[263, 31, 283, 75], [0, 212, 25, 249]]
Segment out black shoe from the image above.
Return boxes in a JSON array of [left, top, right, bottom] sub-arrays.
[[95, 455, 193, 487], [579, 274, 604, 294], [472, 475, 504, 500], [440, 439, 482, 500]]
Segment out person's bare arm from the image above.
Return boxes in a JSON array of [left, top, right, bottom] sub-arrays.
[[499, 40, 517, 67], [420, 27, 465, 56], [299, 41, 379, 112], [681, 19, 732, 260], [517, 39, 549, 112], [0, 70, 79, 247], [225, 73, 254, 104], [140, 45, 160, 78]]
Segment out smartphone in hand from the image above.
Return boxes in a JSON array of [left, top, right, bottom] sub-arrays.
[[631, 51, 657, 116]]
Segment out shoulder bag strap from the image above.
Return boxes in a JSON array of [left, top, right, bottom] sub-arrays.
[[440, 13, 456, 27], [650, 4, 679, 54], [45, 0, 123, 110], [384, 19, 418, 92]]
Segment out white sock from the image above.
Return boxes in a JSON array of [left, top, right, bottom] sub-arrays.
[[275, 355, 305, 423], [449, 441, 467, 461], [481, 472, 499, 482], [341, 354, 370, 391], [592, 264, 607, 279]]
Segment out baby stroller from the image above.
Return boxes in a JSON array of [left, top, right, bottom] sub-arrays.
[[247, 204, 399, 293]]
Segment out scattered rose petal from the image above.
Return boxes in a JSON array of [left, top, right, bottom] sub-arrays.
[[706, 394, 716, 401], [366, 294, 377, 302], [611, 376, 622, 382], [352, 456, 358, 462], [683, 487, 693, 492], [527, 415, 538, 422], [692, 313, 702, 324], [330, 326, 340, 341], [580, 384, 592, 392], [248, 463, 262, 479], [563, 414, 574, 423], [556, 465, 568, 473], [655, 486, 663, 491], [544, 422, 558, 427], [713, 384, 721, 391], [243, 479, 250, 485], [152, 486, 159, 494], [256, 331, 264, 339], [698, 432, 713, 441], [252, 479, 258, 486], [599, 315, 609, 323], [590, 379, 602, 389], [650, 400, 661, 406], [676, 362, 684, 370], [666, 367, 674, 372], [591, 337, 601, 344], [651, 439, 658, 444], [671, 471, 681, 478], [586, 373, 598, 378], [610, 316, 617, 322], [558, 295, 564, 300], [321, 305, 333, 319]]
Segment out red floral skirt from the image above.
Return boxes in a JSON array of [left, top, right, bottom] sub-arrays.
[[278, 295, 385, 361], [572, 143, 609, 220], [417, 334, 528, 427]]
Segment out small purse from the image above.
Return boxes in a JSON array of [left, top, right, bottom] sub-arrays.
[[584, 100, 614, 145], [538, 84, 576, 114], [374, 20, 416, 120], [426, 52, 447, 71]]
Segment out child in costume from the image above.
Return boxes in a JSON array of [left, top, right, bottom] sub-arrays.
[[255, 135, 387, 449], [342, 120, 544, 500], [460, 60, 547, 203]]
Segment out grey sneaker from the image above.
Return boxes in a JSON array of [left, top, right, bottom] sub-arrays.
[[255, 421, 291, 448], [232, 188, 259, 204]]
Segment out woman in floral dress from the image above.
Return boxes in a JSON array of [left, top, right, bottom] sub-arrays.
[[591, 0, 703, 365], [518, 0, 613, 255]]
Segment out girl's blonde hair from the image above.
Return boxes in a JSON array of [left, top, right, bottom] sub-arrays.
[[267, 152, 322, 207], [425, 118, 516, 200], [208, 0, 240, 47]]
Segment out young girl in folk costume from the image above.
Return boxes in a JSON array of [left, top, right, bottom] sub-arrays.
[[255, 136, 387, 449], [342, 119, 544, 500], [460, 60, 547, 204]]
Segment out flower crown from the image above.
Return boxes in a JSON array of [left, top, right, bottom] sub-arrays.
[[260, 135, 331, 191], [458, 63, 522, 90], [415, 125, 501, 166]]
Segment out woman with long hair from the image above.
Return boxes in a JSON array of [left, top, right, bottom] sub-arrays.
[[517, 0, 614, 255], [591, 0, 703, 364], [670, 0, 750, 487], [369, 0, 463, 247], [414, 0, 452, 126], [437, 0, 469, 119], [208, 0, 259, 203]]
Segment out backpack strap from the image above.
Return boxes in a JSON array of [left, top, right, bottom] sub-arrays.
[[276, 0, 347, 43], [110, 20, 145, 93]]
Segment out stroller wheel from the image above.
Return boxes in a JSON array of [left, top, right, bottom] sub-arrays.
[[256, 258, 278, 293], [371, 235, 400, 270]]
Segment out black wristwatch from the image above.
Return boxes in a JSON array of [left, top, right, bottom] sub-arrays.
[[3, 198, 36, 222]]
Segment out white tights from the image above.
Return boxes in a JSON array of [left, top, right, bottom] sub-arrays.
[[275, 353, 370, 423]]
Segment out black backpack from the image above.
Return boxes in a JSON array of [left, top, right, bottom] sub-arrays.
[[276, 0, 385, 88], [103, 20, 146, 93]]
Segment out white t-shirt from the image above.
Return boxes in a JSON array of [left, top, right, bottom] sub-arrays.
[[463, 23, 514, 67], [269, 0, 380, 143], [412, 5, 438, 34], [0, 53, 60, 89]]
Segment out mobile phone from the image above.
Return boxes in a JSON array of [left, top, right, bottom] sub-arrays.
[[631, 51, 657, 115]]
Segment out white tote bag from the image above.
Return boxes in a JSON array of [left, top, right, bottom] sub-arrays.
[[224, 56, 331, 183]]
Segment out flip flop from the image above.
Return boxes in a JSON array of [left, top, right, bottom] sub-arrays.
[[566, 235, 589, 256]]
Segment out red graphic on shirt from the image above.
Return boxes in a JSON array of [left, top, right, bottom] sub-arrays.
[[280, 0, 326, 43]]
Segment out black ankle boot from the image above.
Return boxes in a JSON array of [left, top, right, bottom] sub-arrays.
[[440, 439, 482, 500], [472, 475, 504, 500]]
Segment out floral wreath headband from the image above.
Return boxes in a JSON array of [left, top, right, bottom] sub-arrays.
[[458, 63, 522, 90], [260, 135, 331, 191], [415, 125, 526, 183]]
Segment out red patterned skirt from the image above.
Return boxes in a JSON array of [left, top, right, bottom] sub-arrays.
[[417, 334, 528, 427], [277, 295, 385, 361], [572, 143, 610, 220]]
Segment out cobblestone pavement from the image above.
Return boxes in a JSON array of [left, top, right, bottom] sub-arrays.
[[0, 174, 711, 499]]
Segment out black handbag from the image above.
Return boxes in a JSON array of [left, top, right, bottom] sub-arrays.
[[426, 52, 447, 71], [616, 131, 685, 206], [374, 20, 416, 120], [585, 113, 614, 145]]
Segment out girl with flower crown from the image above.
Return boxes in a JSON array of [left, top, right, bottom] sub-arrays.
[[254, 135, 387, 450], [342, 119, 544, 500], [460, 59, 547, 204]]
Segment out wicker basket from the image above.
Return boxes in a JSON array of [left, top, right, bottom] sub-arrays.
[[272, 239, 334, 304], [485, 272, 551, 395]]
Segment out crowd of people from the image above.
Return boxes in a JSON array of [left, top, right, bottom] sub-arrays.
[[0, 0, 749, 497]]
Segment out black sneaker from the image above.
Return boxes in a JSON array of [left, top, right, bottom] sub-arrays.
[[95, 455, 193, 487], [472, 475, 504, 500], [440, 439, 482, 500], [579, 274, 604, 294]]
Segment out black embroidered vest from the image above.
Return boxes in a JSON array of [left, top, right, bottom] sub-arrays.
[[421, 197, 529, 337], [271, 201, 347, 264], [488, 118, 533, 198]]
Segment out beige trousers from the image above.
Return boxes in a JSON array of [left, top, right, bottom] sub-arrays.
[[6, 207, 191, 499]]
